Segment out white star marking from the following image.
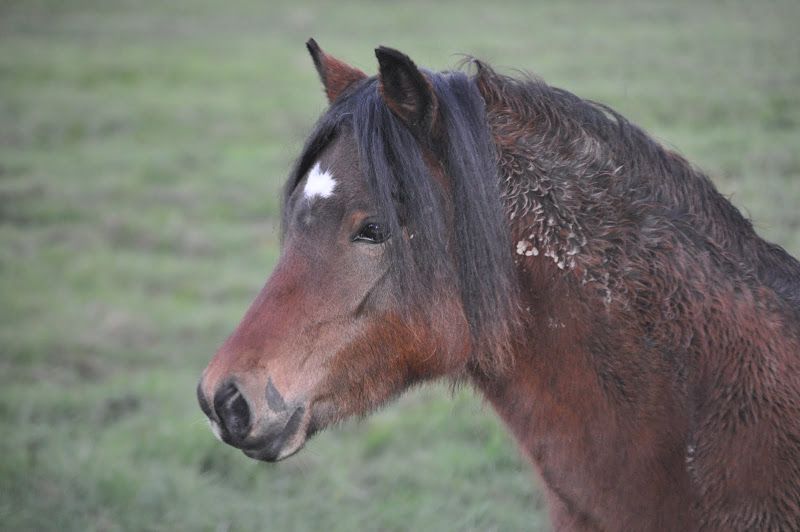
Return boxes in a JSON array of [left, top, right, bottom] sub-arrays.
[[303, 162, 336, 199]]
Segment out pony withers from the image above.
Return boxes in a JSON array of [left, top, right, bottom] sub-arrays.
[[197, 40, 800, 530]]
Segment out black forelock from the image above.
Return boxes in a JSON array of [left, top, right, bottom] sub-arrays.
[[283, 69, 519, 372]]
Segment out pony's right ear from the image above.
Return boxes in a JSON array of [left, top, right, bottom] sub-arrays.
[[306, 39, 368, 103]]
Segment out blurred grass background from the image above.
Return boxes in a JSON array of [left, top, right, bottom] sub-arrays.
[[1, 0, 798, 530]]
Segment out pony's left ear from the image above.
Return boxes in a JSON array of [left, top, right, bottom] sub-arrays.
[[375, 46, 439, 142], [306, 38, 368, 103]]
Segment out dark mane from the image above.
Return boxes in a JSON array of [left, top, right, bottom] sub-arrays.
[[284, 69, 519, 375], [474, 65, 800, 313]]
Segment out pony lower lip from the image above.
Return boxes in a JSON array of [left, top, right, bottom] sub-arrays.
[[239, 406, 309, 462], [240, 434, 306, 462], [242, 441, 305, 462], [242, 447, 283, 462], [239, 437, 291, 462]]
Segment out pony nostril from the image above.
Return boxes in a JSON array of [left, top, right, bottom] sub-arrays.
[[213, 382, 252, 443]]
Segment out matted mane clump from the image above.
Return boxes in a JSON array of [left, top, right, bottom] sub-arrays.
[[284, 69, 520, 375], [474, 64, 800, 313]]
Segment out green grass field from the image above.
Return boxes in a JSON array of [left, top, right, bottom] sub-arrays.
[[1, 0, 798, 530]]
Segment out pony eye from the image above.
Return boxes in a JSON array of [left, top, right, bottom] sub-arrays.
[[353, 222, 390, 244]]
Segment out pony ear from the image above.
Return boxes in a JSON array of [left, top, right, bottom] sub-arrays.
[[375, 46, 439, 141], [306, 39, 368, 103]]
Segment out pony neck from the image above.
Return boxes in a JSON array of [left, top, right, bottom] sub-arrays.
[[467, 264, 694, 529]]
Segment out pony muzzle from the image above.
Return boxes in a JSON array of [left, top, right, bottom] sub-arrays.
[[197, 377, 310, 462]]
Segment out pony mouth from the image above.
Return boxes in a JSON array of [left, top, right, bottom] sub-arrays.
[[240, 406, 313, 462]]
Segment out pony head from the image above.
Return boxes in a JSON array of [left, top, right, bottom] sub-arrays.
[[197, 41, 517, 461]]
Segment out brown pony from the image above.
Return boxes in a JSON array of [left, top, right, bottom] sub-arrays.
[[198, 40, 800, 530]]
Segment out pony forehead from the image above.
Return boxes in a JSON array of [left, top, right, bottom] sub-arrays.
[[303, 162, 337, 200]]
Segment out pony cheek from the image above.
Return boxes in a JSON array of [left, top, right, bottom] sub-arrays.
[[308, 309, 471, 427]]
